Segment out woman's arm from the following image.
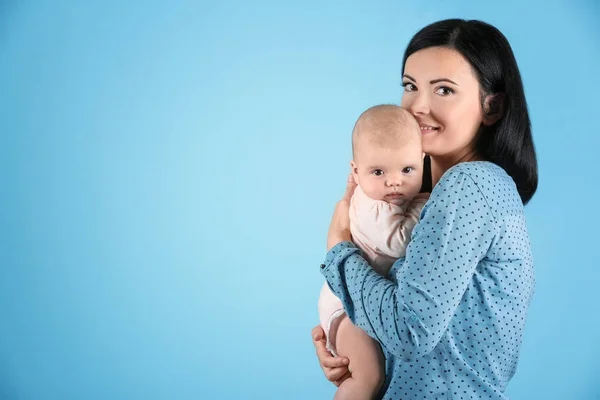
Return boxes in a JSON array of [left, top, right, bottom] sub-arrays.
[[322, 170, 498, 361], [311, 173, 356, 385]]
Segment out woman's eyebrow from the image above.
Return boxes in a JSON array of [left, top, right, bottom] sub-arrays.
[[430, 78, 459, 85], [403, 74, 459, 86]]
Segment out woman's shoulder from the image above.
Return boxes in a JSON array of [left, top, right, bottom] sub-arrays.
[[435, 161, 523, 215], [439, 161, 513, 189], [444, 160, 502, 177]]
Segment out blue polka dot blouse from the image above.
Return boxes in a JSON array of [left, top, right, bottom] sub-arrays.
[[321, 161, 534, 400]]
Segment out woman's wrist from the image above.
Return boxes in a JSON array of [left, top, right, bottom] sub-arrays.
[[327, 233, 351, 251], [323, 241, 356, 271]]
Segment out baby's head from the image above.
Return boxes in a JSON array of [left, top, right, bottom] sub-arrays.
[[351, 105, 423, 206]]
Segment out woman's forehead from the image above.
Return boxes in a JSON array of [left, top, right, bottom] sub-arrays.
[[404, 47, 475, 82]]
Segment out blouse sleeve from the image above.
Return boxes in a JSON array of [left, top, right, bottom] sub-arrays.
[[321, 170, 498, 360]]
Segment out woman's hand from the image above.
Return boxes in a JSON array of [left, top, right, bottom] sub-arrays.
[[327, 174, 357, 250], [311, 325, 351, 386]]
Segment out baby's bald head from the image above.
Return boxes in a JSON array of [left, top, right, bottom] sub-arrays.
[[351, 105, 421, 160]]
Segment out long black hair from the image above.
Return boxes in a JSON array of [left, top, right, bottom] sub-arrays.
[[403, 19, 538, 205]]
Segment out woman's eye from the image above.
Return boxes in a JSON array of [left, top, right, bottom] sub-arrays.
[[402, 82, 417, 92], [435, 86, 454, 96], [372, 169, 384, 176], [402, 167, 414, 173]]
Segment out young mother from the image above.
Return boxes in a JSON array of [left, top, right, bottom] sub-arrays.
[[312, 19, 537, 399]]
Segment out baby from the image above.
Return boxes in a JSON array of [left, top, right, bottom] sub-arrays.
[[318, 105, 429, 399]]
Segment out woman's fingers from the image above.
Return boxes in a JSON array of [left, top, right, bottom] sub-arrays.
[[342, 173, 357, 202]]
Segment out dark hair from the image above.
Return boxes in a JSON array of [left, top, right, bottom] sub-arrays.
[[402, 19, 538, 204]]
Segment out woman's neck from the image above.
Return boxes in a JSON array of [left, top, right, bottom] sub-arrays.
[[429, 149, 483, 187]]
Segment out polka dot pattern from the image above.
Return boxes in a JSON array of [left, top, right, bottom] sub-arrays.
[[322, 162, 534, 399]]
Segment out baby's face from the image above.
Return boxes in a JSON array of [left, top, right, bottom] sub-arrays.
[[352, 139, 423, 206]]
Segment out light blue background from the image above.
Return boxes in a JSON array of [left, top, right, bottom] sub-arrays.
[[1, 1, 598, 399]]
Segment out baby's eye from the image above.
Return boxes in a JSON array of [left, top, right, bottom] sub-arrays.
[[402, 167, 414, 173], [372, 169, 384, 176]]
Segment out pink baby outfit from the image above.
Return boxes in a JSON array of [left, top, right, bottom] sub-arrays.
[[317, 185, 429, 355]]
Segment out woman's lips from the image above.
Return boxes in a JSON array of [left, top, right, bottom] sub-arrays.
[[420, 125, 439, 134]]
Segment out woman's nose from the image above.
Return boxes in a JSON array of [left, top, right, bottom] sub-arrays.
[[403, 92, 430, 116]]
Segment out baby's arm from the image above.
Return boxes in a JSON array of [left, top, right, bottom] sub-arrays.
[[364, 193, 429, 258]]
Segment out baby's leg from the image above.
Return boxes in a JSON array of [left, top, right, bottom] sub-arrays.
[[333, 315, 385, 400]]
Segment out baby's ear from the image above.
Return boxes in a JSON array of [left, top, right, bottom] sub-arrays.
[[482, 93, 505, 126], [350, 160, 360, 184]]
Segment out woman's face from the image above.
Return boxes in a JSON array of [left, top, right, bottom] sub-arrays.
[[401, 47, 484, 160]]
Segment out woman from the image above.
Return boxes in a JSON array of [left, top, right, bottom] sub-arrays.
[[312, 19, 538, 399]]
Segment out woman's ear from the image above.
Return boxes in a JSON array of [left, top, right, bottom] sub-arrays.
[[482, 93, 505, 126]]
